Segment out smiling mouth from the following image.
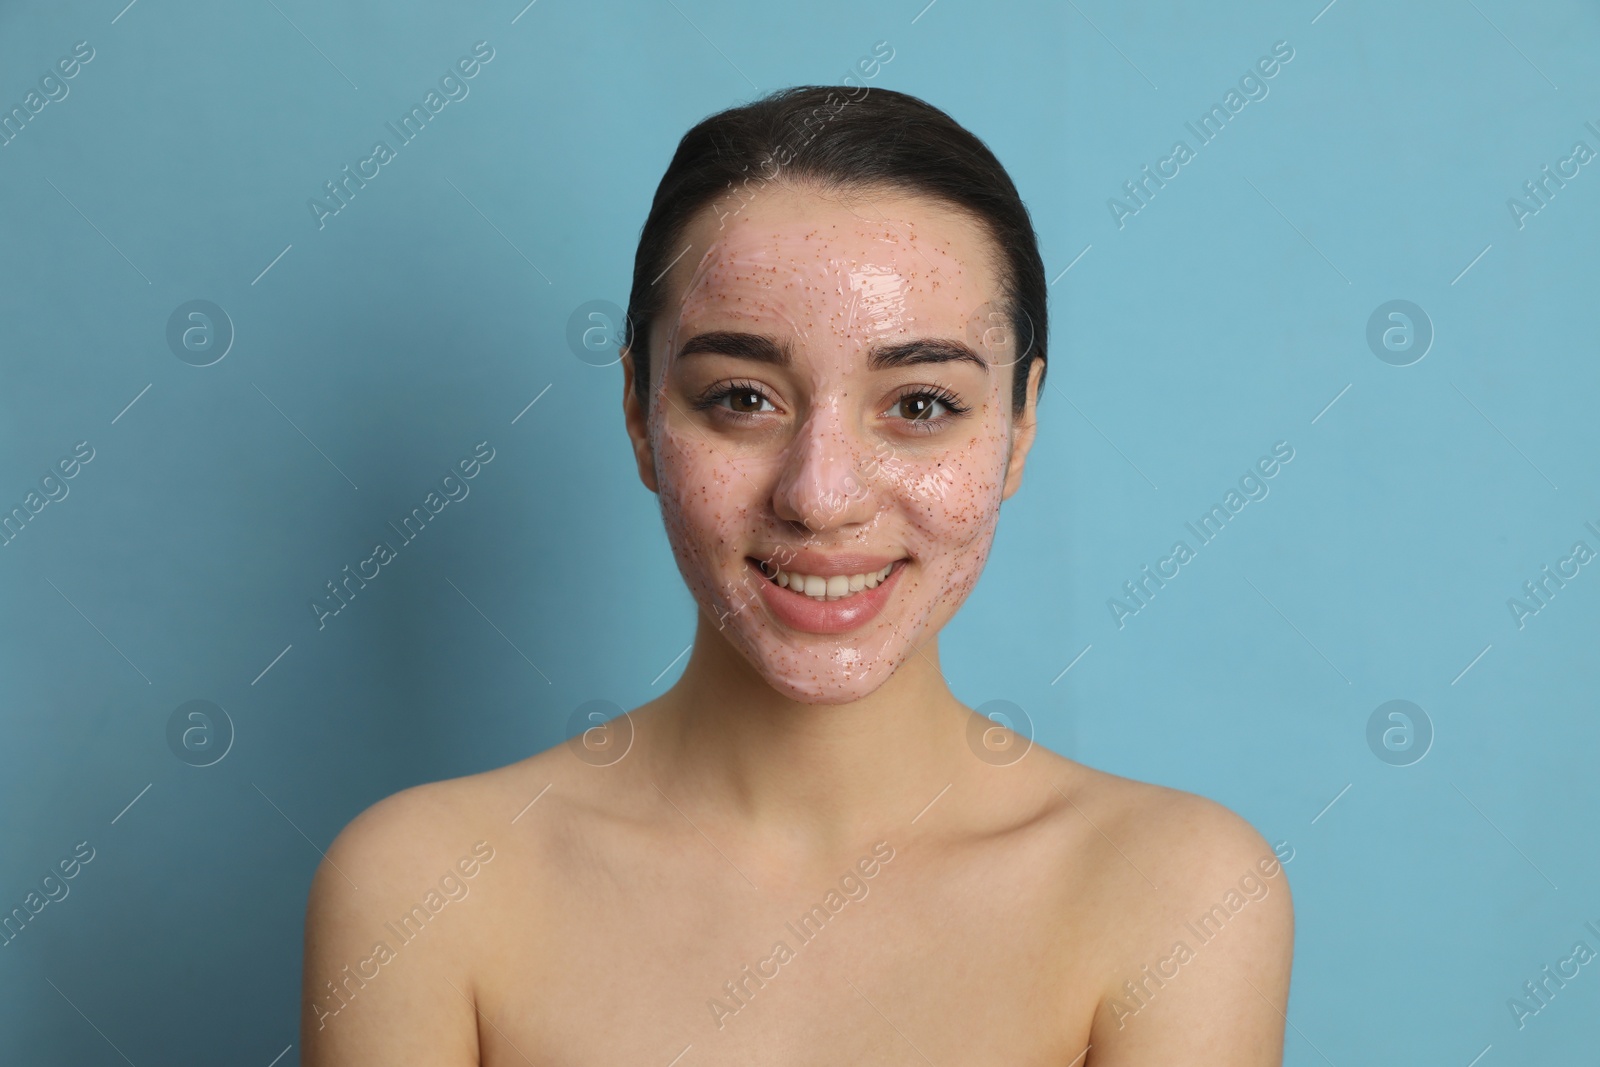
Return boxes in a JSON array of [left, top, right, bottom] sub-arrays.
[[753, 559, 903, 602]]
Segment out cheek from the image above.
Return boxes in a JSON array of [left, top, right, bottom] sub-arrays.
[[880, 434, 1010, 606], [653, 425, 754, 584], [881, 437, 1009, 547]]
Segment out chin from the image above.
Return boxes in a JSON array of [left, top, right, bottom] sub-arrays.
[[703, 564, 950, 706], [744, 644, 909, 705]]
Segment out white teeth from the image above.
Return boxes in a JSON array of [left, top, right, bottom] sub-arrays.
[[763, 562, 896, 601]]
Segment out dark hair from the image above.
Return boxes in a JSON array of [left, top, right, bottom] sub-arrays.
[[622, 84, 1047, 417]]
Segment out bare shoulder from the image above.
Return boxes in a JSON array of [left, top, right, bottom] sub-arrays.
[[1038, 757, 1294, 1065], [299, 750, 567, 1066], [1059, 760, 1288, 889], [308, 759, 538, 912]]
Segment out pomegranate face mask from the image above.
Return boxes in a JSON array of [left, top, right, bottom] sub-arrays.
[[646, 189, 1027, 704]]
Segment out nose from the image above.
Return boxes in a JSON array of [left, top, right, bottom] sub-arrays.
[[771, 405, 879, 534]]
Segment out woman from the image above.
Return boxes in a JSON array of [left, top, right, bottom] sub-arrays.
[[302, 85, 1294, 1065]]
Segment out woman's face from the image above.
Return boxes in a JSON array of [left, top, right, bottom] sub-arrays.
[[626, 183, 1040, 705]]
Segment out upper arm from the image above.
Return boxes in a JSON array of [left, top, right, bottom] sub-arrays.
[[1086, 797, 1295, 1066], [300, 785, 484, 1067]]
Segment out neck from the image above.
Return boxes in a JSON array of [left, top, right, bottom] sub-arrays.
[[645, 612, 971, 856]]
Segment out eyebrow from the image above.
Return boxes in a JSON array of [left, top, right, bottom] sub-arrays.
[[674, 331, 989, 373]]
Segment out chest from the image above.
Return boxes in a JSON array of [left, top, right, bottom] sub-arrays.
[[471, 851, 1100, 1065]]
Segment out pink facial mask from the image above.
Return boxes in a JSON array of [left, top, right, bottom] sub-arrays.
[[646, 204, 1019, 704]]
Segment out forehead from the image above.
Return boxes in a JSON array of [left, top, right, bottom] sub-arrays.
[[662, 185, 1002, 340]]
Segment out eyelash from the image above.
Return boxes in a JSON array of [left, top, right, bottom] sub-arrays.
[[691, 380, 972, 431]]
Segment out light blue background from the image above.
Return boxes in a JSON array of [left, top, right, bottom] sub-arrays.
[[2, 0, 1597, 1063]]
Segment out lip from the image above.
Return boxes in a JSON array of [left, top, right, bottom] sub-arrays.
[[748, 556, 906, 635], [750, 547, 904, 577]]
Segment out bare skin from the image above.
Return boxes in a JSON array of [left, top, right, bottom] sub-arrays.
[[302, 185, 1294, 1065]]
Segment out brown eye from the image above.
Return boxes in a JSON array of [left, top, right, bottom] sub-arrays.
[[896, 394, 941, 420], [706, 384, 774, 416]]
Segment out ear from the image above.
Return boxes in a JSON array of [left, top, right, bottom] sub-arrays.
[[1001, 359, 1044, 501], [620, 348, 659, 494]]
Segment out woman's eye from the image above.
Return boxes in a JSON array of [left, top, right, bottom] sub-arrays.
[[721, 387, 772, 414], [892, 393, 949, 421]]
